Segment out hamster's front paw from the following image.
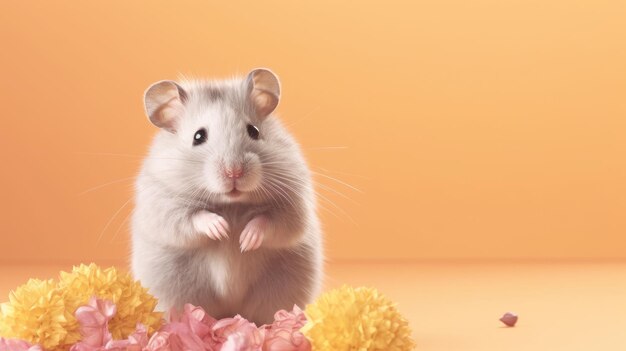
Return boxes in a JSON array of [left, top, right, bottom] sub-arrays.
[[192, 210, 230, 241], [240, 215, 268, 252]]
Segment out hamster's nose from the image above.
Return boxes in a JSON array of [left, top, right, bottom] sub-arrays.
[[225, 166, 244, 179]]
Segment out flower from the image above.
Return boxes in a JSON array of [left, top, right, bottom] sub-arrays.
[[261, 306, 310, 351], [0, 337, 43, 351], [0, 279, 68, 350], [145, 331, 172, 351], [70, 298, 150, 351], [169, 304, 216, 342], [0, 264, 163, 351], [165, 304, 264, 351], [302, 285, 415, 351], [1, 265, 417, 351], [125, 324, 149, 347], [159, 321, 205, 350], [70, 297, 116, 351], [58, 264, 163, 342], [212, 315, 263, 351]]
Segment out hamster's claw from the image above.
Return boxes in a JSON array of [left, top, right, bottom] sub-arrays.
[[207, 222, 227, 241], [213, 216, 230, 239], [240, 215, 267, 252], [193, 211, 230, 241]]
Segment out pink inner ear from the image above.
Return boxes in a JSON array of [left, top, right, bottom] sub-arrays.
[[145, 80, 187, 132], [252, 90, 278, 118], [152, 97, 184, 132], [161, 98, 184, 123]]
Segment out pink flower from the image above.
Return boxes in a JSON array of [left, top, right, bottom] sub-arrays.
[[212, 315, 263, 351], [71, 297, 117, 351], [161, 304, 212, 350], [146, 330, 206, 351], [167, 304, 217, 344], [183, 304, 217, 339], [128, 323, 150, 347], [71, 298, 150, 351], [159, 322, 206, 351], [103, 324, 148, 351], [261, 306, 311, 351], [0, 338, 42, 351], [64, 299, 313, 351], [145, 331, 172, 351]]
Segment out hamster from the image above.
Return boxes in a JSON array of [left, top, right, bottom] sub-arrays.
[[131, 68, 323, 324]]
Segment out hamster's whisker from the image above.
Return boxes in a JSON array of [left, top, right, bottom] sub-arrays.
[[264, 173, 309, 195], [259, 152, 301, 161], [254, 187, 267, 203], [265, 173, 348, 222], [264, 174, 303, 196], [253, 183, 268, 204], [312, 200, 343, 222], [264, 171, 334, 218], [263, 159, 368, 195], [257, 181, 281, 208], [155, 158, 205, 164], [263, 172, 314, 207], [260, 162, 309, 169], [266, 170, 356, 224], [141, 173, 206, 210], [181, 180, 211, 214], [249, 186, 260, 202], [198, 186, 216, 209], [97, 197, 133, 244], [73, 151, 145, 158], [303, 146, 348, 151], [110, 208, 133, 242], [314, 190, 357, 225], [264, 174, 325, 215], [77, 176, 136, 196], [311, 171, 363, 193], [262, 180, 293, 209], [313, 180, 361, 206], [265, 177, 301, 210], [313, 166, 371, 180], [192, 187, 208, 214], [258, 183, 280, 209], [176, 184, 199, 214], [264, 170, 312, 190], [74, 151, 205, 164], [196, 184, 219, 206], [262, 168, 306, 187]]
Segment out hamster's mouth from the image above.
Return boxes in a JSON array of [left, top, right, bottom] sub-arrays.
[[225, 189, 242, 198]]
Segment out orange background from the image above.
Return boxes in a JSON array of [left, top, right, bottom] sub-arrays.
[[0, 0, 624, 264]]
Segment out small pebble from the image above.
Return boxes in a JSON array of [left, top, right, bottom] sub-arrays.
[[499, 312, 518, 327]]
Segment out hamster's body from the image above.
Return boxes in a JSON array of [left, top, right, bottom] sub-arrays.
[[131, 70, 323, 324]]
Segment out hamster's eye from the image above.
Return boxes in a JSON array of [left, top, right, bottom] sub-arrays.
[[193, 128, 207, 146], [247, 124, 260, 140]]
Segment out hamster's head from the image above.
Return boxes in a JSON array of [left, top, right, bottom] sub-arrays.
[[142, 68, 306, 205]]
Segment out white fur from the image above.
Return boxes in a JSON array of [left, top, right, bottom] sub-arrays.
[[131, 71, 323, 324]]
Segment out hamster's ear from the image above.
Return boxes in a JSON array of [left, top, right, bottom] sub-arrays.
[[143, 80, 187, 133], [246, 68, 281, 119]]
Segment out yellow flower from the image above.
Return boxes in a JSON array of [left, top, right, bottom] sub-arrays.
[[0, 279, 68, 350], [58, 263, 163, 343], [302, 285, 416, 351], [0, 263, 163, 351]]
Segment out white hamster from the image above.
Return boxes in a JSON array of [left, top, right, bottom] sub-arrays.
[[131, 68, 323, 324]]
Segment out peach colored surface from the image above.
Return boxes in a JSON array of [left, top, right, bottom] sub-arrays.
[[1, 261, 625, 350], [0, 1, 625, 263]]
